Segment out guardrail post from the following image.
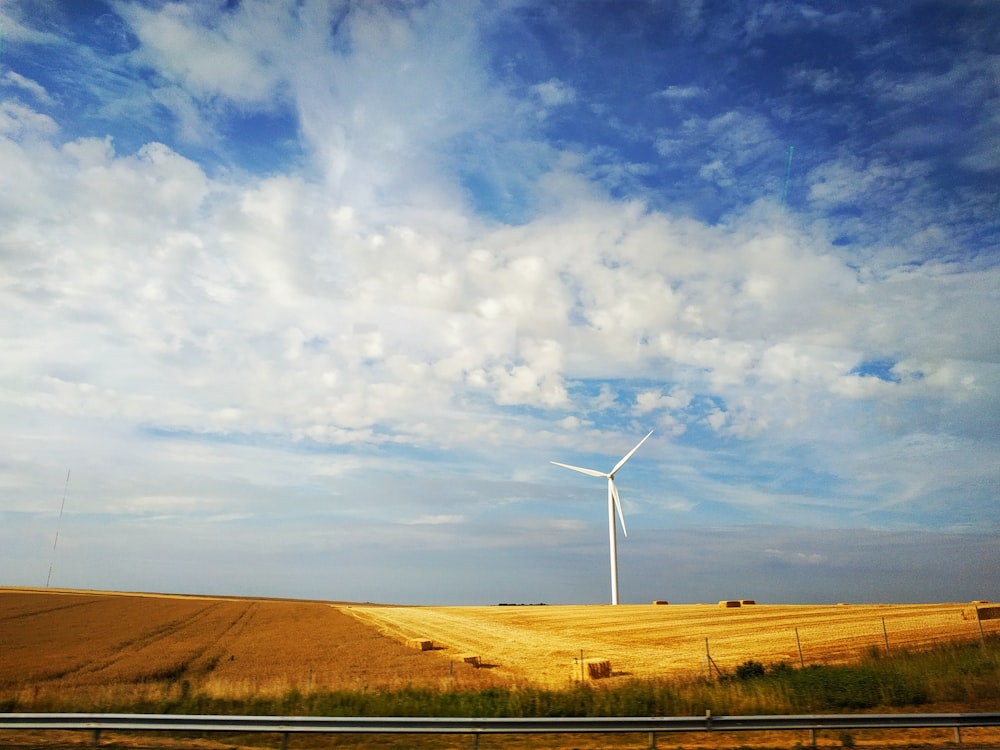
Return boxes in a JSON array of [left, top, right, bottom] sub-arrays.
[[648, 730, 657, 749], [92, 728, 101, 747], [280, 731, 289, 750], [955, 725, 962, 744], [810, 728, 817, 747], [471, 733, 480, 749], [705, 709, 712, 731]]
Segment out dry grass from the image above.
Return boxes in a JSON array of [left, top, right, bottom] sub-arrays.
[[344, 601, 994, 687]]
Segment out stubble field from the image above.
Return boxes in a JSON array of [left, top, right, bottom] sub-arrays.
[[0, 588, 508, 706], [2, 587, 993, 701], [345, 601, 991, 687]]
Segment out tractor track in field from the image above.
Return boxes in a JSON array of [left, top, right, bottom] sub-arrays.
[[0, 590, 511, 698]]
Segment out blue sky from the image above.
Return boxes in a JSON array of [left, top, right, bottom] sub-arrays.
[[1, 1, 997, 605]]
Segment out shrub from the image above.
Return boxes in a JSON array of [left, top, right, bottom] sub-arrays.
[[734, 660, 766, 681]]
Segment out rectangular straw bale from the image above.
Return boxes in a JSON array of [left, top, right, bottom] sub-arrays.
[[407, 638, 433, 651], [460, 654, 481, 667], [652, 600, 669, 605], [584, 658, 612, 679], [718, 600, 741, 608], [740, 599, 756, 605], [965, 606, 1000, 621]]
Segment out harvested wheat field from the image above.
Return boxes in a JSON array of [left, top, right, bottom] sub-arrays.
[[0, 588, 508, 705], [2, 587, 995, 700], [345, 601, 996, 687]]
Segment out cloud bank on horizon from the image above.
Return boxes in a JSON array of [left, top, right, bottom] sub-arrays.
[[1, 0, 997, 605]]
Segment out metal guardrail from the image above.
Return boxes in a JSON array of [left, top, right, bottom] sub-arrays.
[[2, 711, 999, 748]]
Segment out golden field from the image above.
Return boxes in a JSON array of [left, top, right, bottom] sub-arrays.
[[0, 588, 507, 705], [3, 588, 998, 749], [345, 601, 994, 687], [2, 586, 994, 699]]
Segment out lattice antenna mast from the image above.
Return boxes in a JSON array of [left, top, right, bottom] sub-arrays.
[[46, 469, 70, 588]]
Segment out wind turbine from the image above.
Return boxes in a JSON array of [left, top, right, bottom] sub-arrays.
[[551, 430, 654, 605]]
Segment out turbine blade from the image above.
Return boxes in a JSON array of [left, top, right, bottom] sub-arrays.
[[550, 461, 609, 478], [609, 430, 654, 477], [611, 480, 628, 537]]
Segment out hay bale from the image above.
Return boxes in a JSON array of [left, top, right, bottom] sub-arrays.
[[460, 654, 481, 667], [964, 606, 1000, 621], [718, 600, 741, 608], [584, 658, 612, 679], [407, 638, 433, 651], [652, 599, 669, 605], [740, 599, 756, 605]]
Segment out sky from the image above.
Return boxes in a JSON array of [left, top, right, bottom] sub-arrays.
[[1, 0, 998, 606]]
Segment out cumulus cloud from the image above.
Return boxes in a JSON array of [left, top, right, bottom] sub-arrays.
[[119, 2, 292, 105], [1, 0, 997, 603]]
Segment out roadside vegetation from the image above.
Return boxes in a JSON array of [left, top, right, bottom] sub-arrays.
[[5, 635, 998, 717]]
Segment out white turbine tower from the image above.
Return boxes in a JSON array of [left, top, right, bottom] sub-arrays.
[[551, 430, 654, 605]]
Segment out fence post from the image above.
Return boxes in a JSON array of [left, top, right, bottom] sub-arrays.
[[795, 627, 804, 667], [704, 638, 722, 679], [882, 617, 890, 656]]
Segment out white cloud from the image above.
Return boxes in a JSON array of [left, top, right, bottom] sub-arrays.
[[0, 100, 58, 139], [807, 157, 924, 207], [3, 70, 55, 105], [1, 0, 997, 604], [531, 78, 577, 108], [788, 66, 842, 94], [119, 1, 290, 105], [655, 84, 706, 100]]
